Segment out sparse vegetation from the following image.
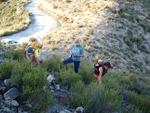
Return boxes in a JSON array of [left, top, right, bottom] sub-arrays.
[[0, 0, 30, 36], [87, 27, 94, 35]]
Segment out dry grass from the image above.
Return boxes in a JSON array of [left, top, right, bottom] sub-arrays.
[[0, 0, 30, 36]]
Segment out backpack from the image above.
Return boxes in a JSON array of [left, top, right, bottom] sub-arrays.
[[31, 42, 41, 51], [94, 61, 107, 76]]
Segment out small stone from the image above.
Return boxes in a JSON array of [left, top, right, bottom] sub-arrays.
[[4, 88, 20, 100], [4, 78, 11, 86], [50, 90, 54, 93], [47, 75, 55, 83], [26, 103, 32, 108], [59, 109, 71, 113], [49, 85, 54, 90], [4, 100, 11, 105], [3, 107, 11, 112], [55, 84, 60, 90], [0, 87, 6, 92], [11, 100, 19, 106], [74, 107, 84, 113], [18, 108, 22, 113]]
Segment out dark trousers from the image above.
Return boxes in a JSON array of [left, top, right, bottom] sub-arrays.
[[63, 57, 80, 73]]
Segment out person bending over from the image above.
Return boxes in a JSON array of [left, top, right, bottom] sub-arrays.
[[26, 42, 41, 66], [25, 37, 43, 52], [94, 61, 111, 86]]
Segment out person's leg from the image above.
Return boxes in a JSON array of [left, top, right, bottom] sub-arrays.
[[63, 57, 73, 64], [31, 55, 35, 61], [38, 51, 41, 62], [74, 61, 80, 73]]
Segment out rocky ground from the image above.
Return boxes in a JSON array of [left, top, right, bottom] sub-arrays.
[[39, 0, 150, 77]]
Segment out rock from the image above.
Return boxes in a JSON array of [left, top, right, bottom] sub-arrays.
[[47, 75, 55, 83], [4, 88, 20, 100], [18, 108, 22, 113], [59, 109, 71, 113], [43, 86, 47, 92], [50, 85, 55, 90], [3, 107, 11, 112], [26, 103, 32, 108], [74, 107, 84, 113], [4, 78, 17, 87], [64, 85, 68, 90], [4, 78, 11, 86], [55, 84, 60, 90], [4, 99, 19, 106], [4, 100, 11, 105], [0, 87, 6, 92], [11, 100, 19, 106]]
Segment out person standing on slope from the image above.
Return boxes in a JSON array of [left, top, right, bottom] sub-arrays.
[[63, 38, 84, 73], [94, 61, 111, 86]]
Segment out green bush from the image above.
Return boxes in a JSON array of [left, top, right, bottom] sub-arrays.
[[0, 0, 5, 2], [9, 59, 55, 112], [4, 49, 24, 60], [0, 59, 15, 79], [69, 81, 123, 113], [58, 68, 81, 87], [137, 38, 143, 46], [51, 45, 59, 51], [119, 33, 123, 37], [79, 62, 95, 84], [124, 37, 132, 47], [41, 55, 62, 72], [127, 92, 150, 113], [102, 71, 132, 90], [139, 22, 150, 33], [4, 31, 13, 36]]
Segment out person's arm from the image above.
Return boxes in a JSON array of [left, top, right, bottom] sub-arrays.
[[26, 52, 30, 61], [70, 45, 76, 57], [70, 50, 75, 56], [78, 46, 84, 57], [25, 45, 29, 51], [97, 67, 103, 86], [78, 54, 84, 57]]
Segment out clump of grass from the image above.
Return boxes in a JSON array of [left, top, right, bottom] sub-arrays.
[[53, 5, 58, 9], [4, 31, 13, 36], [124, 37, 132, 47], [119, 33, 123, 37], [87, 27, 94, 35], [51, 45, 59, 51]]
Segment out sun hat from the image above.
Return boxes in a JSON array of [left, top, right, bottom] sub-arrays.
[[27, 47, 33, 55], [73, 38, 80, 45]]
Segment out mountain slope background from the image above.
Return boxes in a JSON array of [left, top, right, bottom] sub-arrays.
[[0, 0, 150, 113], [39, 0, 150, 77]]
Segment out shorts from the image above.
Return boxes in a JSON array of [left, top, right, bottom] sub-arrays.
[[94, 73, 99, 77]]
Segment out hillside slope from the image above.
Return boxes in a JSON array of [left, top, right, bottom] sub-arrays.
[[0, 0, 30, 36], [39, 0, 150, 77]]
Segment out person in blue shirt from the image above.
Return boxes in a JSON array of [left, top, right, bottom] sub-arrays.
[[63, 39, 84, 73]]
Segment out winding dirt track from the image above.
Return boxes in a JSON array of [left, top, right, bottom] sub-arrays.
[[0, 0, 61, 43]]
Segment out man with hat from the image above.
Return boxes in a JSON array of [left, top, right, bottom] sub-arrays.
[[26, 42, 42, 66], [63, 38, 84, 73]]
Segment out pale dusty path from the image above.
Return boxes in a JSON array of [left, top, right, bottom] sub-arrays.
[[0, 0, 61, 43]]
